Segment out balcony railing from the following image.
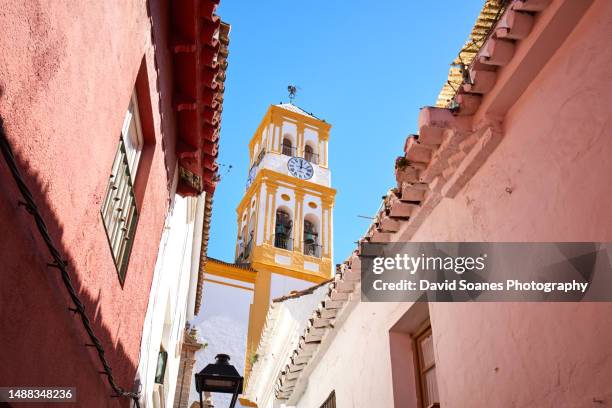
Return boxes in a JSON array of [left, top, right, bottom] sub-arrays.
[[304, 151, 319, 164], [303, 242, 322, 258], [282, 145, 296, 157], [274, 234, 293, 251], [277, 146, 321, 164]]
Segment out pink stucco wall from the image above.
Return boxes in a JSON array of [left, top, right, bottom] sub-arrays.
[[295, 1, 612, 407], [413, 0, 612, 406], [0, 1, 176, 406]]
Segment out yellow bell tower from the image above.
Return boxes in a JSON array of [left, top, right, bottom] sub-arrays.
[[235, 103, 335, 280], [231, 103, 335, 390], [203, 103, 335, 398]]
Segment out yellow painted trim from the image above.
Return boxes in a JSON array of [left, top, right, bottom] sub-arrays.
[[249, 244, 333, 282], [252, 189, 260, 246], [248, 104, 332, 161], [252, 259, 332, 283], [235, 168, 327, 224], [238, 397, 258, 407], [204, 259, 257, 284], [294, 190, 305, 251], [235, 169, 335, 279], [203, 277, 254, 291], [248, 109, 273, 162], [269, 187, 277, 244], [328, 207, 332, 257], [235, 173, 265, 217], [263, 189, 270, 244], [271, 104, 332, 132], [321, 199, 333, 257], [296, 122, 304, 158], [258, 168, 337, 199]]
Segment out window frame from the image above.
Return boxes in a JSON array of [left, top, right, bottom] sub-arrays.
[[100, 89, 143, 286], [304, 142, 318, 164], [413, 322, 440, 408], [281, 137, 295, 157], [154, 347, 168, 384], [274, 208, 293, 250], [319, 390, 336, 408], [121, 92, 144, 179]]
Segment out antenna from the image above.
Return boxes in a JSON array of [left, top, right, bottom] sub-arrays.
[[287, 84, 299, 104]]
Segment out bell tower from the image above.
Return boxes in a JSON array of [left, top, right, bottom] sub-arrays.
[[233, 103, 336, 385], [235, 103, 335, 281]]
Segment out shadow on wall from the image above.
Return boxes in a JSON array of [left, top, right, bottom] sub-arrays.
[[0, 119, 137, 408], [146, 0, 179, 194]]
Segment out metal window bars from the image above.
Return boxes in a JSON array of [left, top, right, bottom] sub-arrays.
[[273, 234, 293, 251], [303, 242, 322, 258], [304, 150, 319, 164], [100, 136, 139, 284], [280, 145, 320, 164], [281, 145, 296, 157]]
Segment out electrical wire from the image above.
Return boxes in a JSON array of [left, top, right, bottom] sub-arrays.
[[0, 116, 140, 407]]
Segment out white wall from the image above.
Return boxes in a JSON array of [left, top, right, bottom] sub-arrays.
[[290, 302, 411, 408], [134, 192, 205, 408], [246, 284, 330, 408], [255, 153, 331, 187], [257, 184, 267, 246]]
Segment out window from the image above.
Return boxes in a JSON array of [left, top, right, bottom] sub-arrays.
[[415, 325, 439, 408], [304, 143, 318, 164], [100, 91, 143, 284], [319, 391, 336, 408], [154, 347, 168, 384], [237, 228, 254, 263], [303, 217, 321, 257], [282, 137, 294, 156], [122, 93, 144, 177], [274, 208, 293, 250]]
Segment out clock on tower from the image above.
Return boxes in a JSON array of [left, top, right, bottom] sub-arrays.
[[230, 102, 336, 383]]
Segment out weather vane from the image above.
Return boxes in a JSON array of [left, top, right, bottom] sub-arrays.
[[287, 84, 299, 104]]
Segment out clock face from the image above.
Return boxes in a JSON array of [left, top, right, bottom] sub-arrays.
[[287, 157, 314, 180]]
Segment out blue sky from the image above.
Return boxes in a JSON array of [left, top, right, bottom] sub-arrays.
[[193, 0, 484, 403], [208, 1, 483, 266]]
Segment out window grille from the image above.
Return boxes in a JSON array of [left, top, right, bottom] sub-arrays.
[[101, 136, 139, 284], [304, 145, 319, 164], [274, 234, 293, 251], [319, 391, 336, 408], [274, 210, 293, 250], [101, 91, 143, 284], [282, 138, 295, 156], [303, 220, 321, 257], [303, 243, 322, 258]]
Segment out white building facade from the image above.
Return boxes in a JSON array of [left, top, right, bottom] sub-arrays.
[[134, 175, 207, 408]]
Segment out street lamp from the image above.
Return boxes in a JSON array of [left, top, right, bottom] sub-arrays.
[[195, 354, 244, 408]]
